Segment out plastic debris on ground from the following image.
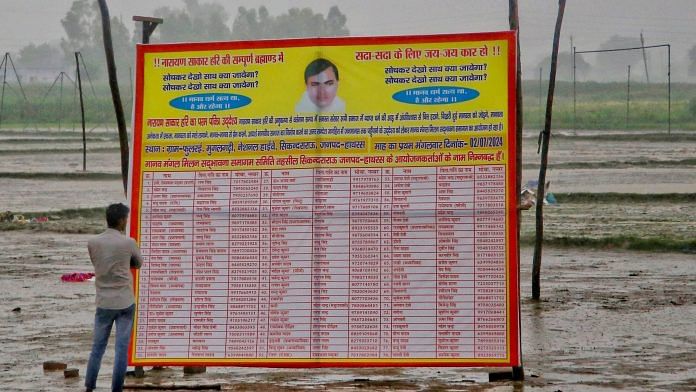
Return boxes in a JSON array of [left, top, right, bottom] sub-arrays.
[[0, 211, 51, 224], [521, 180, 557, 209]]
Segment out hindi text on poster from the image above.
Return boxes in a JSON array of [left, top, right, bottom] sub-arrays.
[[128, 32, 519, 367]]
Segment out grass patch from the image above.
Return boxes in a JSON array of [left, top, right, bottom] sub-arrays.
[[0, 172, 120, 180], [0, 207, 105, 234], [29, 207, 106, 219], [522, 81, 696, 130], [521, 235, 696, 254], [0, 206, 105, 221]]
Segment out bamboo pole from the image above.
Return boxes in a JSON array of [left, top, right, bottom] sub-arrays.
[[532, 0, 566, 301], [97, 0, 129, 194]]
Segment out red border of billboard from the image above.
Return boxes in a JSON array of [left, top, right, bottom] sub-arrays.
[[128, 31, 520, 368]]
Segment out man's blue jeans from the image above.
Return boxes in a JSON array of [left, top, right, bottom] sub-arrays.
[[85, 304, 135, 392]]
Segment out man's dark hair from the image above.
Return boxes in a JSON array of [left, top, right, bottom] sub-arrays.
[[106, 203, 130, 228], [304, 58, 339, 83]]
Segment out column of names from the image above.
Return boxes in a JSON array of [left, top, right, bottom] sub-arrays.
[[135, 165, 508, 360]]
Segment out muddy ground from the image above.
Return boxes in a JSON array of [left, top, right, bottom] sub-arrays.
[[1, 128, 695, 391], [2, 234, 693, 391]]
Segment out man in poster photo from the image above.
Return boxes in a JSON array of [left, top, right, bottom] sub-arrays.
[[295, 58, 345, 112]]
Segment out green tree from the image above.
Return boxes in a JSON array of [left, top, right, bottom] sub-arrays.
[[325, 6, 349, 36], [16, 43, 65, 70], [536, 51, 590, 81], [594, 35, 643, 80], [61, 0, 95, 54], [231, 6, 273, 40], [688, 44, 696, 77], [231, 6, 349, 40], [153, 0, 232, 43], [60, 0, 133, 80]]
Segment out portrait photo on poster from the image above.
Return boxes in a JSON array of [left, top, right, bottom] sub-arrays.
[[295, 58, 345, 113]]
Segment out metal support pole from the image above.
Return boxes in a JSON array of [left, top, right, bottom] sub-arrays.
[[575, 43, 671, 134], [626, 65, 631, 129], [640, 31, 650, 84], [572, 46, 576, 132], [133, 16, 163, 45], [76, 53, 87, 171], [569, 35, 573, 81], [667, 44, 671, 135], [0, 53, 8, 129], [508, 0, 524, 378], [133, 14, 163, 378], [58, 73, 64, 131]]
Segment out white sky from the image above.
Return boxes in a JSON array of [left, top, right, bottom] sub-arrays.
[[0, 0, 694, 79]]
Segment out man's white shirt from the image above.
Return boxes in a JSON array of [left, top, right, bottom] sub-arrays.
[[295, 92, 346, 113]]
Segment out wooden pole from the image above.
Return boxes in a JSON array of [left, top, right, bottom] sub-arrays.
[[72, 68, 78, 132], [532, 0, 566, 301], [97, 0, 129, 194], [75, 53, 87, 171], [539, 67, 543, 123]]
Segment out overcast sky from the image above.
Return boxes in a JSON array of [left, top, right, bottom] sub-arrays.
[[1, 0, 694, 80]]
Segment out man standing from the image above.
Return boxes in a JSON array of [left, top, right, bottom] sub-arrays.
[[295, 58, 345, 112], [85, 203, 142, 392]]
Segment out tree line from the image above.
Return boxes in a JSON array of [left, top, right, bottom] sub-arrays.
[[14, 0, 349, 81]]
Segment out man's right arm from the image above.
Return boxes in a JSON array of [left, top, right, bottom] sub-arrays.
[[130, 239, 143, 269], [87, 242, 95, 264]]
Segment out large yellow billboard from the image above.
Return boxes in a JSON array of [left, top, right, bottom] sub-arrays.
[[128, 31, 520, 368]]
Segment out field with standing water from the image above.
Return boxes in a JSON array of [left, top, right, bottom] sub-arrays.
[[0, 126, 694, 391]]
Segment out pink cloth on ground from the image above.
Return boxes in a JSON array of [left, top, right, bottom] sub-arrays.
[[61, 272, 95, 282]]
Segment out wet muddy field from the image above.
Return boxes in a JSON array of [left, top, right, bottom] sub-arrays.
[[1, 128, 694, 391], [1, 234, 693, 391]]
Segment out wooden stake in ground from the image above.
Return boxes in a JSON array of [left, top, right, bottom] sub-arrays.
[[532, 0, 566, 301], [97, 0, 129, 194]]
